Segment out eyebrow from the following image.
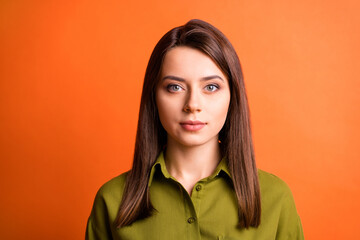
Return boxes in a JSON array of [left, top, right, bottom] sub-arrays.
[[161, 75, 224, 82]]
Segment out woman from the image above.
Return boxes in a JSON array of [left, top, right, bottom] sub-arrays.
[[86, 19, 304, 240]]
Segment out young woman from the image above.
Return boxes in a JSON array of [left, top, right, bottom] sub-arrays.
[[86, 19, 304, 240]]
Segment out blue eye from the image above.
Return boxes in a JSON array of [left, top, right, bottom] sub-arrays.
[[205, 84, 219, 92], [167, 84, 182, 92]]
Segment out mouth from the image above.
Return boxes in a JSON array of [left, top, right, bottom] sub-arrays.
[[180, 120, 206, 131]]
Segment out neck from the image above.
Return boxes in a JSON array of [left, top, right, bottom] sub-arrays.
[[164, 138, 221, 186]]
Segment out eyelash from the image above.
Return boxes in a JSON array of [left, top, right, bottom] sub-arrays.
[[204, 84, 219, 92], [166, 84, 220, 93], [167, 84, 183, 92]]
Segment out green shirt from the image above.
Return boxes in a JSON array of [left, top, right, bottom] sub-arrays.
[[86, 152, 304, 239]]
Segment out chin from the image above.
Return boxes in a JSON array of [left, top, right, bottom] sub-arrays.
[[180, 141, 206, 147], [176, 136, 217, 148]]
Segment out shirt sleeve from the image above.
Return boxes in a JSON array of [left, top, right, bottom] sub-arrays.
[[85, 189, 113, 240], [276, 186, 304, 240]]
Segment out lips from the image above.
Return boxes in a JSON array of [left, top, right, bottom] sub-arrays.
[[180, 120, 206, 131]]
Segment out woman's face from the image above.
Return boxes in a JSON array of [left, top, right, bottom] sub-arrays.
[[156, 46, 230, 148]]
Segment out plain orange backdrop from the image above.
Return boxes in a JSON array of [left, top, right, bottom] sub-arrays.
[[1, 0, 359, 239]]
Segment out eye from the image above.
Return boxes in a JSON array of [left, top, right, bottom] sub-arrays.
[[167, 84, 183, 92], [204, 84, 219, 92]]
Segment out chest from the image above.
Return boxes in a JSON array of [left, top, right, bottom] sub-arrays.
[[112, 175, 278, 240]]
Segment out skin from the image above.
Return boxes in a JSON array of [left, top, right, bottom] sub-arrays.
[[155, 46, 231, 195]]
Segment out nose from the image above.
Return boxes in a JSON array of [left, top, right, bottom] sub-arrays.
[[183, 89, 202, 113]]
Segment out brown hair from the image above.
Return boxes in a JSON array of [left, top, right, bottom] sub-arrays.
[[115, 19, 261, 228]]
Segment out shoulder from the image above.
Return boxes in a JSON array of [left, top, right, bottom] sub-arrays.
[[86, 172, 129, 239], [89, 171, 130, 223], [257, 169, 304, 239], [257, 169, 298, 213], [257, 169, 293, 197], [93, 171, 129, 207], [257, 169, 299, 219], [257, 169, 288, 186]]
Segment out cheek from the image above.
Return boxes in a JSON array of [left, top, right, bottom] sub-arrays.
[[212, 95, 230, 121], [156, 95, 177, 128]]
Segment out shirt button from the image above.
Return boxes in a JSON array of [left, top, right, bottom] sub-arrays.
[[195, 185, 202, 191], [187, 217, 196, 224]]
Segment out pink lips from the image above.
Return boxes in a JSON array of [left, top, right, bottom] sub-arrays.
[[180, 120, 206, 131]]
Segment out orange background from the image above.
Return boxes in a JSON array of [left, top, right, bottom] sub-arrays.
[[1, 0, 359, 239]]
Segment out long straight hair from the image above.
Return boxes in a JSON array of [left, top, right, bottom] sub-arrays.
[[115, 19, 261, 229]]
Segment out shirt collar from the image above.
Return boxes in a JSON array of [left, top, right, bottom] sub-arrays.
[[148, 151, 231, 187]]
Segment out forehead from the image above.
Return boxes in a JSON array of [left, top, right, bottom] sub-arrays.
[[161, 46, 226, 80]]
